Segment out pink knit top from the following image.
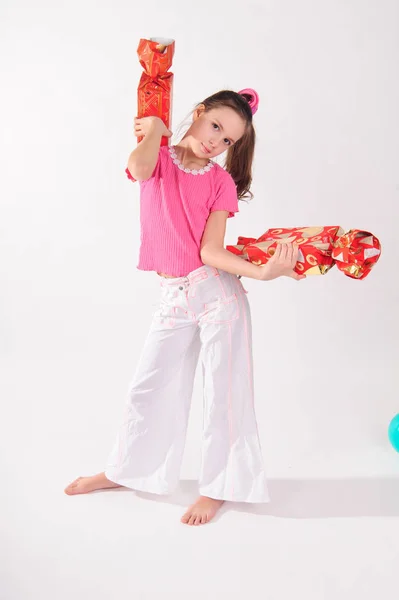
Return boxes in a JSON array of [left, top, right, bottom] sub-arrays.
[[126, 145, 239, 277]]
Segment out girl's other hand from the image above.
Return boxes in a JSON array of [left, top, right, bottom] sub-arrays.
[[134, 116, 173, 139], [257, 242, 306, 281]]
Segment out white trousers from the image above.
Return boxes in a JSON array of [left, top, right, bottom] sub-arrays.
[[105, 265, 269, 503]]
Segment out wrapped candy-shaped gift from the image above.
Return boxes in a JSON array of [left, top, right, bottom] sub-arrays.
[[126, 37, 175, 183], [226, 226, 381, 280]]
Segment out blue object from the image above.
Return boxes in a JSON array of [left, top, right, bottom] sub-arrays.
[[388, 414, 399, 452]]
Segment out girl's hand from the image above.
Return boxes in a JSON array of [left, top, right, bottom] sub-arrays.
[[257, 242, 306, 281], [134, 116, 172, 139]]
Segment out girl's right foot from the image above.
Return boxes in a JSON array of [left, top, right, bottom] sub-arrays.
[[64, 472, 122, 495]]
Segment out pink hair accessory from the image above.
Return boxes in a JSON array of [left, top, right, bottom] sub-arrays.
[[238, 88, 259, 115]]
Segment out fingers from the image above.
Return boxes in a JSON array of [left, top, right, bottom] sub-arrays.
[[271, 241, 304, 281], [134, 117, 143, 137], [289, 272, 306, 281], [287, 244, 296, 265], [279, 242, 288, 262], [134, 117, 172, 138], [286, 241, 299, 263], [291, 242, 299, 267], [281, 242, 299, 266], [274, 241, 295, 263], [285, 242, 302, 279], [271, 243, 281, 261], [134, 116, 144, 127]]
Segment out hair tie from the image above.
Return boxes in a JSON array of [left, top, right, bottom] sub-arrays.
[[238, 88, 259, 115]]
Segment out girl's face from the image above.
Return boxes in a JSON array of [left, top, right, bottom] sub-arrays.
[[186, 105, 247, 159]]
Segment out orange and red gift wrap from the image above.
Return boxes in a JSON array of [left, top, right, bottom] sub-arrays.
[[226, 226, 381, 280], [126, 37, 175, 183]]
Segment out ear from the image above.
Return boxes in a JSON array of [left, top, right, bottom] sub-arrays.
[[193, 103, 206, 121]]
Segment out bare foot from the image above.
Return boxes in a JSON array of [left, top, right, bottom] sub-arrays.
[[64, 472, 122, 495], [181, 496, 224, 526]]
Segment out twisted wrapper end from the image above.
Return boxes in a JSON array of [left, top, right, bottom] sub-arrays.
[[332, 230, 381, 279]]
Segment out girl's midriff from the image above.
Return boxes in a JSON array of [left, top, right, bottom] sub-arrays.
[[157, 272, 179, 278]]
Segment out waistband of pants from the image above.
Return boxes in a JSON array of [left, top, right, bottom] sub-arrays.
[[158, 265, 221, 287]]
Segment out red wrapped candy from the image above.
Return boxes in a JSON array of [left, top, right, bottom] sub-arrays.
[[126, 37, 175, 183], [227, 226, 381, 279]]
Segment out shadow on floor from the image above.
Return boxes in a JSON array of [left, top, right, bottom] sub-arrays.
[[132, 477, 399, 519]]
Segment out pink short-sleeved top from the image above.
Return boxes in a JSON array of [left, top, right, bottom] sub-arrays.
[[126, 145, 239, 277]]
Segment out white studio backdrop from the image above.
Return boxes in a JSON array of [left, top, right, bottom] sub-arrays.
[[1, 0, 398, 493]]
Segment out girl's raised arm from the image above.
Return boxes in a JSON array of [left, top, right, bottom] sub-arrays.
[[127, 116, 172, 181]]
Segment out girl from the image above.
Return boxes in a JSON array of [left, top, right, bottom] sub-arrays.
[[64, 89, 304, 526]]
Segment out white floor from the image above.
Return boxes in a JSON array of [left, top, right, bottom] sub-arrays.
[[2, 358, 399, 599], [2, 465, 399, 599]]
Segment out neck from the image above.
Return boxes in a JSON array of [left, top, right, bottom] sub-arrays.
[[174, 140, 210, 169]]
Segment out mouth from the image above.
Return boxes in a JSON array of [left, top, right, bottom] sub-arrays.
[[201, 143, 211, 154]]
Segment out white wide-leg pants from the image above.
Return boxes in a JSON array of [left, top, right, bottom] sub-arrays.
[[105, 265, 269, 503]]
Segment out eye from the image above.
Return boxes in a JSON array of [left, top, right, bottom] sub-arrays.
[[212, 123, 231, 146]]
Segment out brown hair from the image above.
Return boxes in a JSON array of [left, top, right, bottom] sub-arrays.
[[198, 90, 255, 201]]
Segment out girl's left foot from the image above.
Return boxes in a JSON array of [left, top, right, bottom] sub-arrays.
[[181, 496, 224, 526]]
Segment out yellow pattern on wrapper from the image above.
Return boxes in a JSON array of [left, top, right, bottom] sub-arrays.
[[305, 265, 331, 276], [345, 265, 362, 278]]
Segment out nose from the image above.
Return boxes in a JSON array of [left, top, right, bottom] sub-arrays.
[[210, 130, 226, 149]]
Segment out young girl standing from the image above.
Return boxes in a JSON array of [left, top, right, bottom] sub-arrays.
[[65, 89, 304, 525]]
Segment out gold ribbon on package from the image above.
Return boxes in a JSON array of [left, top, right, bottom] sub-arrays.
[[226, 226, 381, 279]]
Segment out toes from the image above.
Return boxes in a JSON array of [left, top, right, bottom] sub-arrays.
[[181, 501, 214, 526], [196, 514, 210, 526], [64, 477, 83, 494], [181, 512, 190, 524]]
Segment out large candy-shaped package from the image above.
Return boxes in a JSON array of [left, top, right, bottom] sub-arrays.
[[136, 37, 174, 145], [126, 37, 175, 183], [227, 226, 381, 279]]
